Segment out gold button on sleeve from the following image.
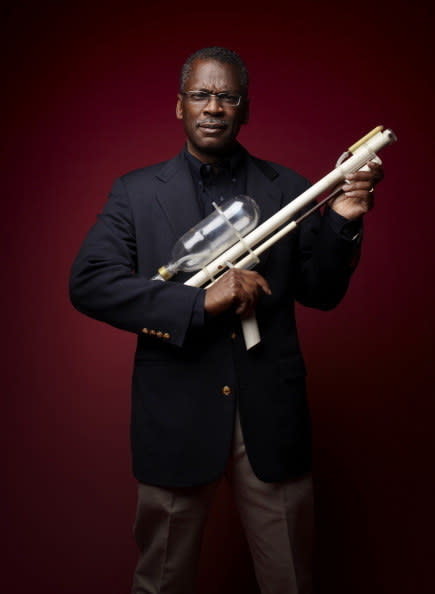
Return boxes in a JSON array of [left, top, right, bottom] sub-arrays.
[[222, 385, 232, 396], [141, 328, 149, 334], [163, 332, 170, 340]]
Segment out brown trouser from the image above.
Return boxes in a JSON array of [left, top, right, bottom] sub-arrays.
[[131, 410, 314, 594]]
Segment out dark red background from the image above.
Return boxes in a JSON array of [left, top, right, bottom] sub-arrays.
[[3, 2, 434, 593]]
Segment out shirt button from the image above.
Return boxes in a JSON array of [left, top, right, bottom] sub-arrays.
[[222, 385, 232, 396], [230, 332, 237, 340]]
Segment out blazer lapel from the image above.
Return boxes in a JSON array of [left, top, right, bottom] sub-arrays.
[[154, 152, 202, 244], [245, 154, 283, 270]]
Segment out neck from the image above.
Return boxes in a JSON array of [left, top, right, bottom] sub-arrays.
[[186, 141, 238, 164]]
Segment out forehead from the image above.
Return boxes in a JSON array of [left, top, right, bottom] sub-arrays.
[[185, 59, 242, 91]]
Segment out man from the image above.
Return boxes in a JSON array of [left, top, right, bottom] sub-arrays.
[[70, 47, 383, 594]]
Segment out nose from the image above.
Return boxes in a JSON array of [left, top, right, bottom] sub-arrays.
[[203, 95, 224, 115]]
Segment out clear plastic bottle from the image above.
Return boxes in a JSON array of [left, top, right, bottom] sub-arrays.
[[152, 195, 260, 280]]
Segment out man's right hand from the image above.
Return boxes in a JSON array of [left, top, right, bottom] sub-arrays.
[[204, 268, 272, 318]]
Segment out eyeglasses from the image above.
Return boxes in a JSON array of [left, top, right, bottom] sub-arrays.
[[182, 91, 242, 107]]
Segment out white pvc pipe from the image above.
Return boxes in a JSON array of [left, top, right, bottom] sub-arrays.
[[185, 128, 396, 289]]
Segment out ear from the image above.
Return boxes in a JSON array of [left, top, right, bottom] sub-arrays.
[[241, 97, 250, 125], [176, 94, 183, 120]]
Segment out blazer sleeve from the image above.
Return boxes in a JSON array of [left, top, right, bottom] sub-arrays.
[[69, 177, 204, 347], [291, 180, 362, 310]]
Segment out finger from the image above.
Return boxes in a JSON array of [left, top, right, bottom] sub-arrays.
[[230, 268, 272, 296], [235, 301, 249, 316], [252, 273, 272, 296], [367, 161, 384, 181], [345, 171, 377, 183], [346, 163, 384, 185], [340, 189, 375, 201], [342, 181, 373, 192], [236, 270, 272, 296], [238, 278, 270, 302], [234, 288, 255, 316], [233, 279, 267, 316], [235, 291, 259, 317]]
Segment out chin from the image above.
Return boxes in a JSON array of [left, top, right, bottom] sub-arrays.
[[195, 139, 234, 156]]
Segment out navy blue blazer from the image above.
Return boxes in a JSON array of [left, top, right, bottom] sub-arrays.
[[70, 149, 358, 487]]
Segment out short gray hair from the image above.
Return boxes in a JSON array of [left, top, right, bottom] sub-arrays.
[[180, 46, 249, 94]]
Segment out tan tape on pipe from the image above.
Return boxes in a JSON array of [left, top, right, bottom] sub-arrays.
[[348, 125, 384, 153]]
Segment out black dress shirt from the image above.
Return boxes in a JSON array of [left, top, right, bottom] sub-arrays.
[[184, 145, 247, 217]]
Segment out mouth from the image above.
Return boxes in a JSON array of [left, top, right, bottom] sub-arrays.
[[197, 120, 228, 133]]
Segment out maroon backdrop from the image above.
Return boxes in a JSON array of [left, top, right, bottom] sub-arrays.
[[3, 2, 434, 593]]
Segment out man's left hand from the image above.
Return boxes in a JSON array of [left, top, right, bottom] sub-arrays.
[[329, 161, 384, 221]]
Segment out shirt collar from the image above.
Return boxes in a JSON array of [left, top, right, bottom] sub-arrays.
[[183, 143, 246, 180]]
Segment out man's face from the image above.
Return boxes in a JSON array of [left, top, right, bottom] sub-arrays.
[[176, 59, 249, 162]]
